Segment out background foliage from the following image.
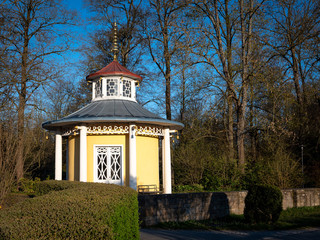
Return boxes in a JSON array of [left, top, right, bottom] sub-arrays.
[[0, 0, 319, 199]]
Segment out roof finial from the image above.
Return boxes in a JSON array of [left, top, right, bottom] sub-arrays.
[[111, 22, 119, 62]]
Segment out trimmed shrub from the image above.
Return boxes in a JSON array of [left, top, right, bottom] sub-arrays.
[[0, 181, 139, 240], [33, 179, 81, 196], [244, 184, 283, 224]]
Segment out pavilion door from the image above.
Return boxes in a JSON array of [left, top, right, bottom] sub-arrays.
[[94, 146, 122, 185]]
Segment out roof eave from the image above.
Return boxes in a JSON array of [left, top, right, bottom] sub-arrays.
[[86, 72, 142, 82], [42, 117, 184, 131]]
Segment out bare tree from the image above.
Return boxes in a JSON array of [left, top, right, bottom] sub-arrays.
[[0, 0, 76, 180], [263, 0, 320, 113], [237, 0, 255, 169], [191, 0, 238, 161], [145, 0, 188, 120]]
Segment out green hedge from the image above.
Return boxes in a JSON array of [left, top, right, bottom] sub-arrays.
[[0, 181, 139, 240], [33, 179, 81, 196]]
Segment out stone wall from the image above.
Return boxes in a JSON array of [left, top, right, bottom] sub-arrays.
[[138, 188, 320, 226], [282, 188, 320, 209]]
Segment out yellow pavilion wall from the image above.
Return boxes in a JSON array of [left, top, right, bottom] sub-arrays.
[[67, 133, 159, 189], [136, 136, 159, 189], [68, 135, 80, 181]]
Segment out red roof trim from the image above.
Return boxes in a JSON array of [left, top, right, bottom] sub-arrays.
[[86, 61, 142, 81]]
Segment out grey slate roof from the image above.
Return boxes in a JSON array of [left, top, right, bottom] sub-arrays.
[[42, 99, 184, 130]]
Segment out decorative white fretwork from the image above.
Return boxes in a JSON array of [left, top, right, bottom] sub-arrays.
[[62, 128, 79, 136], [95, 79, 102, 98], [106, 79, 118, 96], [136, 126, 163, 137], [96, 146, 121, 182], [63, 125, 164, 137], [122, 79, 131, 98], [87, 125, 129, 134]]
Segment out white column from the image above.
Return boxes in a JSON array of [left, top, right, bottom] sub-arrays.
[[102, 78, 106, 97], [163, 128, 172, 194], [132, 81, 136, 99], [119, 78, 123, 97], [79, 126, 87, 182], [92, 82, 96, 100], [55, 133, 62, 180], [129, 124, 137, 190], [66, 139, 69, 180]]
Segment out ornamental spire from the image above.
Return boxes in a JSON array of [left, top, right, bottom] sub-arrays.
[[111, 22, 119, 62]]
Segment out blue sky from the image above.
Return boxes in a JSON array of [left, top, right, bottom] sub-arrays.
[[57, 0, 96, 82]]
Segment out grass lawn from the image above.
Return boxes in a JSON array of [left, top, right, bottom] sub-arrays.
[[153, 206, 320, 231]]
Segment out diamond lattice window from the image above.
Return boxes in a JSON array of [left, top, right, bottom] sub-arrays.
[[97, 147, 108, 180], [122, 80, 131, 98], [95, 80, 102, 98], [96, 146, 121, 182], [107, 79, 118, 96], [110, 147, 121, 180]]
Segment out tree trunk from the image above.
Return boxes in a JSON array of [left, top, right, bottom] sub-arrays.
[[16, 1, 32, 180], [17, 61, 27, 180], [165, 66, 171, 120], [249, 83, 256, 161], [291, 47, 303, 110], [237, 0, 253, 172], [225, 0, 234, 160], [164, 23, 171, 120], [227, 90, 234, 160], [180, 67, 186, 122], [16, 93, 25, 180], [237, 99, 247, 170]]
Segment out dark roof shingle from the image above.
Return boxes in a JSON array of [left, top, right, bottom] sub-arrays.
[[42, 99, 183, 130], [86, 61, 142, 81]]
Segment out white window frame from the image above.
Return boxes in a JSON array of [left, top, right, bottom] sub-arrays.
[[93, 144, 124, 185]]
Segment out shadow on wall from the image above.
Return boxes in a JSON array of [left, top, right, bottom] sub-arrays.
[[208, 192, 230, 220]]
